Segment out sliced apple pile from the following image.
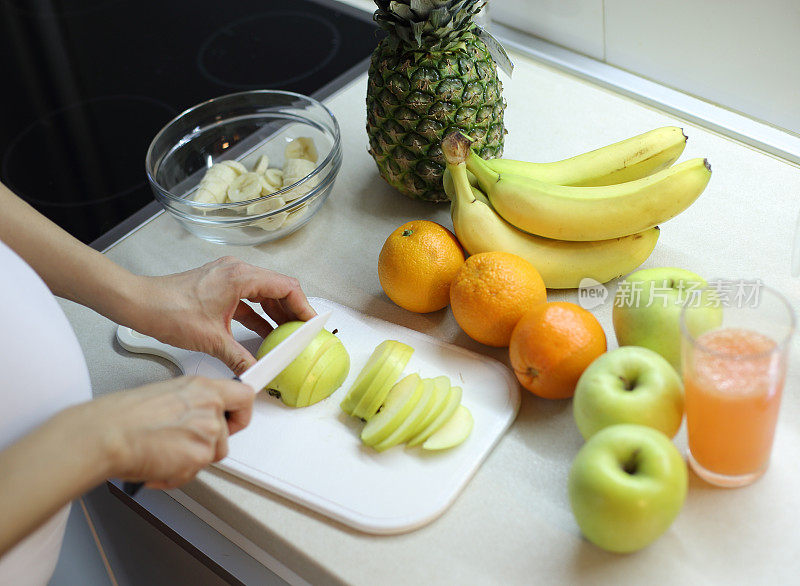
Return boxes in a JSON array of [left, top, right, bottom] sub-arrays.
[[408, 384, 463, 449], [340, 342, 473, 452], [361, 373, 424, 447], [362, 375, 472, 452], [339, 340, 414, 420]]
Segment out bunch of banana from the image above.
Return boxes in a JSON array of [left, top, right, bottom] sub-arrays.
[[441, 128, 711, 289], [482, 125, 688, 187], [457, 129, 711, 242]]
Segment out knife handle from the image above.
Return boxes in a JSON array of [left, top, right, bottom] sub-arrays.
[[122, 481, 144, 496]]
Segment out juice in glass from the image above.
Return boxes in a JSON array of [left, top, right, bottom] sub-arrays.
[[684, 328, 782, 481], [681, 284, 794, 488]]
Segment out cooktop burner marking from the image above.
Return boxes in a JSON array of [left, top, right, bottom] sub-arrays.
[[1, 95, 175, 208], [1, 0, 123, 18], [197, 11, 342, 90]]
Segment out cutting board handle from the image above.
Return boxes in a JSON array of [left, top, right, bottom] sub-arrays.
[[116, 326, 196, 373]]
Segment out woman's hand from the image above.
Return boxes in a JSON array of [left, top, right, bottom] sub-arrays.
[[0, 376, 254, 554], [63, 376, 255, 489], [0, 186, 314, 375], [128, 257, 316, 375]]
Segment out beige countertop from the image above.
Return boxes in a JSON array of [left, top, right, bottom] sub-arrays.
[[61, 48, 800, 584]]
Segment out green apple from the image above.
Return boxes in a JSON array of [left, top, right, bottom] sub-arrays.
[[406, 386, 462, 447], [568, 424, 688, 553], [612, 267, 722, 371], [423, 405, 473, 451], [339, 340, 413, 417], [361, 374, 423, 446], [256, 322, 350, 408], [373, 377, 437, 452], [573, 346, 684, 439]]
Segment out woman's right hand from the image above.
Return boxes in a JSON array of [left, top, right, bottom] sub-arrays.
[[64, 377, 254, 489]]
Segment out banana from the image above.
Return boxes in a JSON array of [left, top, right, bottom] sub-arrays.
[[285, 137, 318, 163], [227, 172, 266, 203], [282, 158, 319, 201], [203, 162, 239, 185], [463, 140, 710, 241], [263, 168, 283, 190], [254, 155, 271, 175], [485, 126, 687, 186], [192, 176, 229, 204], [247, 196, 288, 231], [218, 160, 248, 176], [443, 149, 660, 289]]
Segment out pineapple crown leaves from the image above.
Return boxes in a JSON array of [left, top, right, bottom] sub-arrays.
[[374, 0, 487, 51]]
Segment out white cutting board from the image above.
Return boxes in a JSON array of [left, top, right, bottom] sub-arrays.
[[116, 297, 520, 534]]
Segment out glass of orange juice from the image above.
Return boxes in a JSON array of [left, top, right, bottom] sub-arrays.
[[680, 284, 795, 487]]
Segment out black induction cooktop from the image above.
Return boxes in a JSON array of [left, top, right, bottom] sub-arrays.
[[0, 0, 380, 248]]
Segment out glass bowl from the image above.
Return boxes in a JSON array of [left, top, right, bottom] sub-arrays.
[[146, 90, 342, 245]]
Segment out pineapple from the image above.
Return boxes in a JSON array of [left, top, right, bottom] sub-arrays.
[[366, 0, 506, 202]]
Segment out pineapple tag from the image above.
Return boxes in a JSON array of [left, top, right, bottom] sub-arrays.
[[475, 26, 514, 77]]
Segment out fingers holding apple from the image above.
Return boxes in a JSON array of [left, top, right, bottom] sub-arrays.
[[573, 346, 684, 440], [568, 424, 688, 553]]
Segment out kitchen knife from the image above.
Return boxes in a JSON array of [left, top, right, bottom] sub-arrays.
[[235, 311, 332, 392], [122, 311, 332, 497]]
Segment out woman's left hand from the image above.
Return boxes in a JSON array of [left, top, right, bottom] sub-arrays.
[[128, 257, 316, 374]]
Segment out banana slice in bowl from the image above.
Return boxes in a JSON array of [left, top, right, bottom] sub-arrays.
[[227, 172, 267, 203]]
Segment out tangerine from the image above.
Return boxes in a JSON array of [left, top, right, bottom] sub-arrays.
[[509, 301, 607, 399], [449, 251, 547, 347], [378, 220, 465, 313]]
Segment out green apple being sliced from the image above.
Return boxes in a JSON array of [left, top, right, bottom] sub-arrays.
[[256, 322, 349, 408], [352, 343, 414, 420], [339, 340, 413, 416], [361, 374, 423, 446], [304, 341, 351, 406], [423, 405, 474, 451], [294, 339, 340, 407], [407, 386, 462, 447], [373, 377, 437, 452]]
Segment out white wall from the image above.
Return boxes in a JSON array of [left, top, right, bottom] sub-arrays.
[[492, 0, 800, 135]]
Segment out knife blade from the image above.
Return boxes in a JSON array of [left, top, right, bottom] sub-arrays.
[[236, 311, 332, 392], [123, 311, 332, 497]]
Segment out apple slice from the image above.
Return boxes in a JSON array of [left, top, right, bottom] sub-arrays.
[[422, 405, 473, 451], [294, 338, 341, 407], [361, 374, 423, 446], [352, 343, 414, 420], [372, 377, 438, 452], [340, 341, 412, 416], [302, 342, 351, 406], [406, 386, 462, 447], [405, 376, 450, 440]]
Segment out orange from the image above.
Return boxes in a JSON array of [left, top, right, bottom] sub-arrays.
[[378, 220, 465, 313], [509, 302, 607, 399], [449, 251, 547, 347]]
